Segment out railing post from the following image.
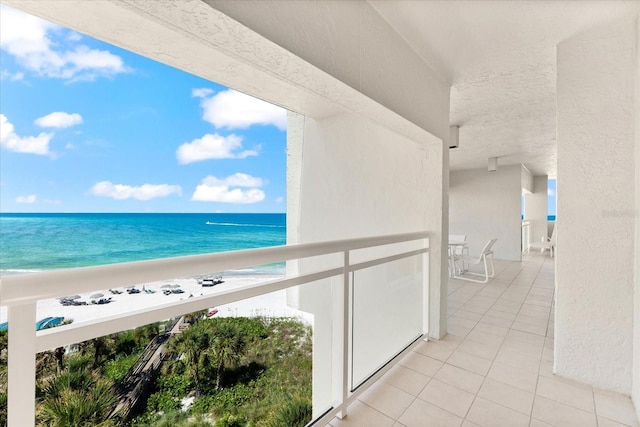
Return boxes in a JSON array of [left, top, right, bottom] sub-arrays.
[[423, 238, 430, 335], [338, 250, 350, 419], [7, 302, 36, 427]]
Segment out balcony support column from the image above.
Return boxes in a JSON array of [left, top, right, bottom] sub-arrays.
[[556, 17, 637, 394], [7, 302, 36, 427]]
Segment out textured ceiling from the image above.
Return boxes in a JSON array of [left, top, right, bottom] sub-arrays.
[[369, 0, 639, 176]]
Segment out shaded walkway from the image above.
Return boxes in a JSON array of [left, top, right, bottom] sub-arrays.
[[326, 253, 638, 427]]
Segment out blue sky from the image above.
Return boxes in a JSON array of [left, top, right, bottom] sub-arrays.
[[0, 5, 287, 213], [521, 178, 557, 218], [547, 179, 557, 216]]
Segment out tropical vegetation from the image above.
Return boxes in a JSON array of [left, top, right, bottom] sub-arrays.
[[1, 330, 7, 427], [1, 315, 312, 427], [133, 316, 312, 427]]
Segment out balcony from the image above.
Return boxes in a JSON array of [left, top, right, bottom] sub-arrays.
[[324, 252, 639, 427], [0, 232, 430, 426]]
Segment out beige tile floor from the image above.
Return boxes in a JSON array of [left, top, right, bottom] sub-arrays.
[[325, 252, 639, 427]]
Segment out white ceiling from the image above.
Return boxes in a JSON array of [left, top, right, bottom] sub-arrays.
[[369, 0, 639, 176]]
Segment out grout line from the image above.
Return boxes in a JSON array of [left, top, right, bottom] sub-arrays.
[[459, 253, 552, 423], [455, 256, 537, 421]]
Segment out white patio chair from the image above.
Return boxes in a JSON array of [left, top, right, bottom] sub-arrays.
[[452, 238, 497, 283], [529, 225, 556, 257], [448, 234, 469, 275]]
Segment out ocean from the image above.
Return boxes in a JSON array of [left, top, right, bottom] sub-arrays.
[[0, 213, 286, 277]]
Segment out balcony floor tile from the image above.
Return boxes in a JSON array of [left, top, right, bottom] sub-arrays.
[[324, 253, 639, 427]]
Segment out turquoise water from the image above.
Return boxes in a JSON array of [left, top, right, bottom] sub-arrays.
[[0, 213, 286, 276]]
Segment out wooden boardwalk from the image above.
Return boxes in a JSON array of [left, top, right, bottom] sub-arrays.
[[108, 316, 187, 419]]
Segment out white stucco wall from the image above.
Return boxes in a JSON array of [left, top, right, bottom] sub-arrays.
[[521, 165, 534, 194], [633, 12, 640, 419], [293, 115, 437, 242], [524, 176, 549, 244], [207, 0, 450, 144], [556, 18, 636, 394], [287, 111, 443, 413], [449, 165, 523, 261]]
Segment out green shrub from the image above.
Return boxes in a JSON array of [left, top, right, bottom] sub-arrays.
[[0, 391, 7, 427], [146, 390, 181, 413], [102, 353, 139, 382], [215, 413, 247, 427], [210, 384, 254, 413], [269, 398, 312, 427], [132, 411, 213, 427], [157, 373, 191, 397], [188, 394, 216, 415]]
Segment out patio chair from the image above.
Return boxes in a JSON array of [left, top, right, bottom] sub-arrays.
[[452, 238, 497, 283], [529, 225, 556, 257], [448, 234, 469, 276]]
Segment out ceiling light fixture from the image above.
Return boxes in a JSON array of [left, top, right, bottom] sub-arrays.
[[449, 126, 459, 149], [488, 157, 498, 172]]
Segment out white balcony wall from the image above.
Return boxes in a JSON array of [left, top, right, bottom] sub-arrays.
[[556, 17, 638, 396], [290, 112, 439, 243], [522, 165, 534, 194], [207, 0, 450, 143], [524, 175, 549, 244], [450, 165, 523, 261], [286, 111, 441, 412], [634, 11, 640, 417]]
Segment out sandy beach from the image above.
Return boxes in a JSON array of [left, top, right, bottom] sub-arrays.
[[0, 274, 313, 328]]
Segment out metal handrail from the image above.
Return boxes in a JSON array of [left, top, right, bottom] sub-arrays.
[[2, 231, 429, 427], [0, 231, 428, 305]]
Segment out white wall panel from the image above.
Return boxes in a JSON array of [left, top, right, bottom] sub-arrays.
[[556, 18, 636, 394], [450, 165, 522, 261]]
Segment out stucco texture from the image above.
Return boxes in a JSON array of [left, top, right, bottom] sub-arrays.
[[450, 165, 523, 261], [556, 18, 636, 394]]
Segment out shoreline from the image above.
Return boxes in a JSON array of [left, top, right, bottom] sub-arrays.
[[0, 274, 313, 328]]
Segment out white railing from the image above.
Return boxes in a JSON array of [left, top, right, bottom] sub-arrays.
[[522, 220, 530, 254], [0, 231, 429, 426]]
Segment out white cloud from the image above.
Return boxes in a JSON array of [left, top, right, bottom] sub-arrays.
[[217, 173, 264, 188], [191, 173, 265, 204], [192, 88, 213, 98], [176, 133, 258, 164], [35, 111, 83, 128], [0, 5, 128, 81], [275, 196, 284, 204], [89, 181, 182, 201], [1, 69, 24, 81], [548, 188, 555, 196], [198, 89, 286, 130], [16, 194, 37, 204], [0, 114, 53, 155]]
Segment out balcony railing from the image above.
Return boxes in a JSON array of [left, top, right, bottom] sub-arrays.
[[0, 231, 430, 426], [522, 220, 530, 254]]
